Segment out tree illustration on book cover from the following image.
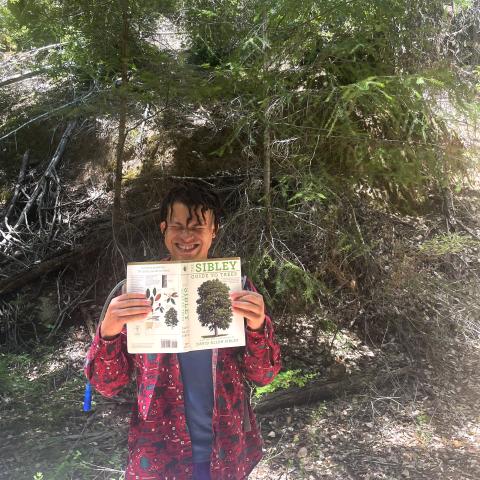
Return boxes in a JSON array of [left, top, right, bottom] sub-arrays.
[[196, 279, 232, 337], [164, 307, 178, 328]]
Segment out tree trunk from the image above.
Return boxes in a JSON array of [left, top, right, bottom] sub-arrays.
[[262, 11, 272, 237], [263, 124, 272, 236], [112, 0, 130, 227]]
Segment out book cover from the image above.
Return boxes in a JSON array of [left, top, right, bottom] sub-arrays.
[[126, 257, 245, 353]]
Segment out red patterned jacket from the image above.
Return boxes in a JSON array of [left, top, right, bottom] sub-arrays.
[[84, 279, 281, 480]]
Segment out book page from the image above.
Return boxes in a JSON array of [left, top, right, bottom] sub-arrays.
[[183, 258, 245, 351], [126, 262, 183, 353]]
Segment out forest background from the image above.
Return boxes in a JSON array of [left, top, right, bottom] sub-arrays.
[[0, 1, 479, 479]]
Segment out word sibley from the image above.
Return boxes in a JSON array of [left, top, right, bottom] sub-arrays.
[[193, 260, 238, 273]]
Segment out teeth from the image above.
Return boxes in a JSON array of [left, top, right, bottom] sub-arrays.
[[177, 244, 197, 251]]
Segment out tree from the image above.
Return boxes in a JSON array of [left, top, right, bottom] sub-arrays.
[[196, 279, 232, 336], [181, 0, 477, 208], [1, 0, 179, 229], [164, 307, 178, 328]]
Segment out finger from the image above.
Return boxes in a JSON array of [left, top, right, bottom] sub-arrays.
[[117, 293, 150, 300], [230, 291, 260, 300], [116, 298, 152, 308], [230, 294, 262, 307], [122, 313, 152, 323], [232, 303, 262, 317], [115, 307, 152, 317], [231, 298, 263, 312], [233, 308, 262, 322], [232, 298, 261, 310]]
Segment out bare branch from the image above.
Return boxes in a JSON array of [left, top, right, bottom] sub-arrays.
[[0, 90, 94, 143], [0, 121, 76, 249], [3, 149, 30, 225]]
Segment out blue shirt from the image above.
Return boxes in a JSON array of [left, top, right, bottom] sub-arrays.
[[177, 349, 214, 463]]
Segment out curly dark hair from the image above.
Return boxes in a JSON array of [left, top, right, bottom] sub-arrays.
[[159, 181, 223, 233]]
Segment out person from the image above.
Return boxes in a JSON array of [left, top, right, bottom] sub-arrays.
[[84, 182, 281, 480]]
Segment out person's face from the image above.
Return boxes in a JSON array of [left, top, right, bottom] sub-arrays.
[[160, 202, 216, 261]]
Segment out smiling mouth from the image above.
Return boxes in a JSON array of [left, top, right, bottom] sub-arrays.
[[175, 243, 199, 252]]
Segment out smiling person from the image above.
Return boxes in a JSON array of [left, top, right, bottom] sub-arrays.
[[84, 182, 281, 480]]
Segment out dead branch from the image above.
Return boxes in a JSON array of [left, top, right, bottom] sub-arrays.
[[136, 104, 149, 149], [254, 366, 414, 413], [3, 150, 30, 227], [0, 243, 100, 297], [1, 121, 76, 245], [0, 207, 162, 296], [0, 90, 94, 143], [0, 69, 47, 88], [47, 282, 95, 338], [0, 42, 65, 69]]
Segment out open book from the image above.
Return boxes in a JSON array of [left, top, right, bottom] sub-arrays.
[[126, 257, 246, 353]]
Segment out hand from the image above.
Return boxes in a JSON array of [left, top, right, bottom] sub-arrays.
[[100, 293, 152, 339], [230, 290, 266, 331]]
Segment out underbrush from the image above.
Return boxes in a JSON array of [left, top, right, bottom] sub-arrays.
[[220, 179, 480, 374], [0, 337, 130, 480], [372, 236, 480, 366]]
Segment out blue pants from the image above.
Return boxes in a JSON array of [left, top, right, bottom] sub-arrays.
[[193, 462, 211, 480]]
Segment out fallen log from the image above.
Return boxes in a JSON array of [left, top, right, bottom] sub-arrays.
[[254, 366, 413, 413], [0, 242, 100, 297], [0, 207, 162, 296], [0, 68, 47, 88]]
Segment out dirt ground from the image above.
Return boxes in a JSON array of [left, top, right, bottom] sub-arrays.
[[1, 323, 479, 480]]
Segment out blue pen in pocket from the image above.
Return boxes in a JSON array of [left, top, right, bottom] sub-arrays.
[[81, 279, 126, 412], [83, 381, 92, 412]]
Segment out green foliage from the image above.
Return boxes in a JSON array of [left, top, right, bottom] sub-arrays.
[[276, 173, 328, 209], [1, 0, 182, 128], [0, 0, 60, 50], [0, 352, 35, 397], [246, 251, 323, 311], [419, 233, 480, 256], [183, 0, 259, 66], [196, 279, 232, 336], [2, 0, 476, 207], [254, 369, 317, 398], [275, 260, 324, 305], [182, 0, 477, 207]]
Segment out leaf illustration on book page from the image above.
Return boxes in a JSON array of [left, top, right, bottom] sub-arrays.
[[146, 288, 150, 299], [155, 294, 161, 301]]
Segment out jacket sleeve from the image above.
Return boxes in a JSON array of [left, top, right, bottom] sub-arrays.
[[84, 324, 133, 397], [240, 278, 281, 386]]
